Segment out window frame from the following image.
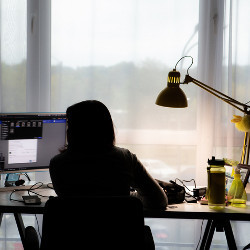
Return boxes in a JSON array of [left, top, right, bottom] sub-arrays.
[[26, 0, 51, 112]]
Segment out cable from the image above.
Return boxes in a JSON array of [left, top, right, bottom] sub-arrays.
[[35, 214, 42, 239], [28, 182, 48, 197], [27, 183, 45, 239], [175, 178, 196, 191], [29, 189, 50, 198], [9, 190, 24, 203], [24, 173, 31, 181], [46, 183, 54, 189], [174, 178, 198, 202], [196, 219, 204, 250], [9, 182, 45, 240], [174, 56, 194, 75], [27, 182, 44, 194], [26, 182, 51, 198], [9, 182, 50, 241], [9, 182, 48, 202]]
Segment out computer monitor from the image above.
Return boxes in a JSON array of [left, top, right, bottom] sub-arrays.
[[0, 113, 67, 173]]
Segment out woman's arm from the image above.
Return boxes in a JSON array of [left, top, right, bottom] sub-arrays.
[[131, 155, 168, 210]]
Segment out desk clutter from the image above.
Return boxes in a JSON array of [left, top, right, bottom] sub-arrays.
[[7, 181, 54, 204], [207, 156, 248, 209], [0, 175, 249, 250], [156, 178, 206, 204], [1, 155, 249, 211], [155, 156, 249, 210], [0, 179, 52, 192]]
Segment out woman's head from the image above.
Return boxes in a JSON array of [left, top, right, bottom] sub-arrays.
[[66, 100, 115, 150]]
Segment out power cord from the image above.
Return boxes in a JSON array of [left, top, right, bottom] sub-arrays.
[[28, 182, 51, 198], [9, 190, 25, 203], [9, 182, 50, 202], [46, 183, 54, 189], [175, 178, 196, 191], [35, 214, 42, 239], [174, 178, 198, 202], [23, 173, 31, 181], [9, 182, 48, 240], [196, 219, 204, 250]]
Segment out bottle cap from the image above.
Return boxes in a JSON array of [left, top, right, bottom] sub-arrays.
[[207, 156, 225, 165]]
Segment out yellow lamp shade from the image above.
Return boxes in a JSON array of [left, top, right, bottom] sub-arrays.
[[155, 69, 188, 108]]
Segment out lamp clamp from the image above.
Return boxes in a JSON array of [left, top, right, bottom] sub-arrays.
[[183, 74, 193, 84]]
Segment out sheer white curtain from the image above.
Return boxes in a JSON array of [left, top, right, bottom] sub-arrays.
[[196, 0, 250, 186], [196, 0, 226, 185]]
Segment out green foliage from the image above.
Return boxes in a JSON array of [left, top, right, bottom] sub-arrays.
[[50, 60, 197, 129], [1, 60, 249, 130]]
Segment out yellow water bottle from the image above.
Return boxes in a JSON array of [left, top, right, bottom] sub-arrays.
[[207, 156, 226, 210], [228, 168, 247, 208]]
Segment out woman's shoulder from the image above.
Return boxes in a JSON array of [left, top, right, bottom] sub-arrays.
[[111, 146, 139, 163], [112, 146, 134, 156]]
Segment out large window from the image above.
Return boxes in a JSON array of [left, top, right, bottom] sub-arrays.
[[51, 0, 199, 182], [0, 1, 248, 183], [0, 0, 250, 248], [51, 0, 199, 128]]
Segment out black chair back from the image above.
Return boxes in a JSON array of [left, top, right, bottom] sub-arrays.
[[40, 196, 147, 250]]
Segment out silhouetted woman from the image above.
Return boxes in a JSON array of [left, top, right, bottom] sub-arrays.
[[49, 100, 167, 210]]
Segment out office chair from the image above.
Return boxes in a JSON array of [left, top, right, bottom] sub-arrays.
[[24, 196, 155, 250]]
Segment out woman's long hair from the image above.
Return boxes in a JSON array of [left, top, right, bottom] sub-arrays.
[[66, 100, 115, 151]]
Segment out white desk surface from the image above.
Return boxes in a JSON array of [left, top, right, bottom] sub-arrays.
[[0, 183, 249, 222]]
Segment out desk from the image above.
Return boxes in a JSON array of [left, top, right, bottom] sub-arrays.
[[145, 202, 250, 249], [0, 188, 56, 246], [0, 189, 250, 249]]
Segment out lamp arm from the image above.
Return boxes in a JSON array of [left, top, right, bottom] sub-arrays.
[[184, 75, 249, 114], [238, 163, 250, 170]]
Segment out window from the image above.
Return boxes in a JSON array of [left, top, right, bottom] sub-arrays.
[[1, 0, 250, 248], [0, 0, 27, 112], [51, 0, 199, 181]]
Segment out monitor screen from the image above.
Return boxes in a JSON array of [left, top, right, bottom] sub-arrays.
[[0, 113, 66, 173]]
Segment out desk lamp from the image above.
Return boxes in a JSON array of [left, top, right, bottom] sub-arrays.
[[156, 56, 250, 186]]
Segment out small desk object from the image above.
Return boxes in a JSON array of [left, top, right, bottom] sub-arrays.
[[0, 189, 250, 249]]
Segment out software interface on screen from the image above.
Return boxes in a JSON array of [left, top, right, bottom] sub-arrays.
[[0, 113, 66, 172]]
